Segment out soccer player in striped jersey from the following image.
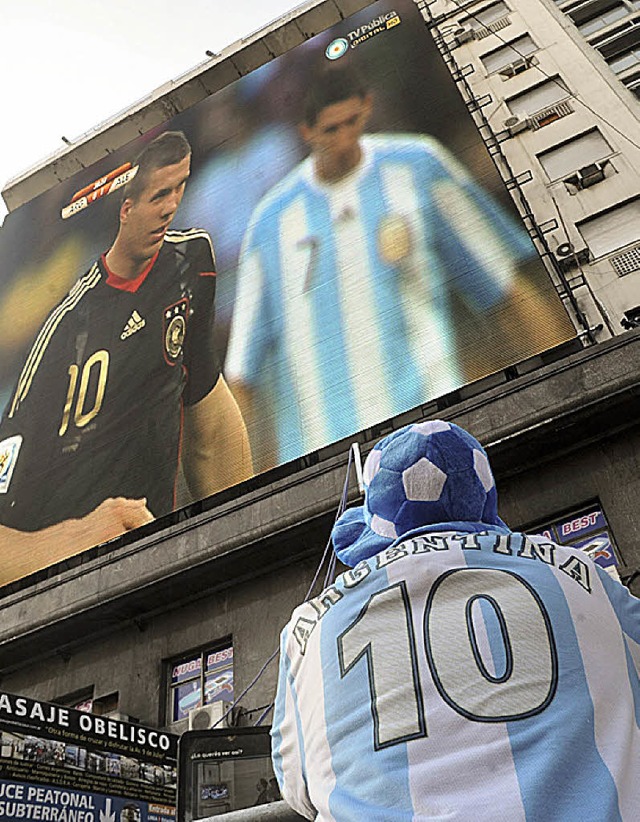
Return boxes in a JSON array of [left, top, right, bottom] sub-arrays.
[[226, 67, 570, 470], [0, 131, 252, 579], [272, 421, 640, 821]]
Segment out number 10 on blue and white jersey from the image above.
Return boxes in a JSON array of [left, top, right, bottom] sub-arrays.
[[272, 532, 640, 821]]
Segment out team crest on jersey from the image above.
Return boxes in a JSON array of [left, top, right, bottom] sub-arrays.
[[0, 435, 23, 494], [378, 214, 412, 264], [164, 299, 188, 362]]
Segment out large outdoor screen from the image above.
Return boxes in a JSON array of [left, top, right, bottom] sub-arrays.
[[0, 0, 575, 586]]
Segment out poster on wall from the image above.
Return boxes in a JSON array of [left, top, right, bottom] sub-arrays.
[[0, 691, 177, 821], [532, 504, 620, 580], [170, 647, 234, 724], [0, 0, 576, 586]]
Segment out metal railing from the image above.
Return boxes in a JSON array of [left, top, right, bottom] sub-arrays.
[[200, 801, 306, 821]]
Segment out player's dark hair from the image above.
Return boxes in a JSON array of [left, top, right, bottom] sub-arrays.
[[302, 66, 369, 126], [124, 130, 191, 201]]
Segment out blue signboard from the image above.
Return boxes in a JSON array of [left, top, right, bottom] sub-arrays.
[[555, 510, 607, 543], [572, 531, 616, 570], [531, 504, 619, 575], [0, 780, 175, 821], [170, 646, 234, 722], [0, 691, 177, 821]]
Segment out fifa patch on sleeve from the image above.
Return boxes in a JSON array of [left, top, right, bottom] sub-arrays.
[[0, 435, 23, 493]]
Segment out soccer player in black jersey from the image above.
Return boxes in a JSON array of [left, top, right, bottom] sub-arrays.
[[0, 131, 252, 584], [0, 497, 154, 586]]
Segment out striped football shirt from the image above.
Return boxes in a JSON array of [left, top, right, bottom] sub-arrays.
[[226, 135, 537, 464], [272, 529, 640, 821]]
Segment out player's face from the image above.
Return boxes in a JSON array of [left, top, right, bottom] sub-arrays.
[[301, 94, 372, 181], [120, 154, 191, 261]]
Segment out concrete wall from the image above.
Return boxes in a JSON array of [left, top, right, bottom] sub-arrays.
[[430, 0, 640, 336], [0, 553, 316, 730]]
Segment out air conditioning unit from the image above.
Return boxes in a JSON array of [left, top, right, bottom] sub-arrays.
[[453, 25, 475, 45], [503, 115, 532, 136], [556, 242, 576, 258], [621, 305, 640, 330], [499, 56, 536, 78], [576, 162, 607, 188], [554, 242, 590, 271], [563, 162, 608, 191], [188, 701, 232, 731]]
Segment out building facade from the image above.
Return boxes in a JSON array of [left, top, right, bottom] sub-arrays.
[[434, 0, 640, 335]]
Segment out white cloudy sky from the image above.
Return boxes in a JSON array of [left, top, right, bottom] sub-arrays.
[[0, 0, 305, 220]]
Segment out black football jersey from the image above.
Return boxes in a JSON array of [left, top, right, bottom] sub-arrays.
[[0, 229, 219, 530]]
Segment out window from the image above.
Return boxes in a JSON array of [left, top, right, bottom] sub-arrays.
[[167, 642, 234, 724], [608, 45, 640, 73], [460, 1, 512, 38], [507, 78, 574, 128], [569, 0, 629, 24], [481, 35, 538, 74], [53, 689, 122, 716], [577, 198, 640, 258], [577, 4, 628, 36], [525, 502, 621, 579], [472, 1, 510, 26], [54, 687, 94, 713], [508, 78, 571, 117], [626, 74, 640, 97], [537, 129, 613, 181]]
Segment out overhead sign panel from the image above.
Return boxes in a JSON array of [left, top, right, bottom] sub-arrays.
[[0, 690, 177, 821], [0, 0, 575, 586]]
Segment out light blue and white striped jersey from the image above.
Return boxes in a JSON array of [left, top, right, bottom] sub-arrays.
[[272, 530, 640, 821], [225, 135, 536, 464]]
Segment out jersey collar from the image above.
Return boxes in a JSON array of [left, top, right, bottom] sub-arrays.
[[302, 137, 372, 194], [101, 248, 160, 293]]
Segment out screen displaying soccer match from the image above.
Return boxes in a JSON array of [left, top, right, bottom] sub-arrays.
[[0, 0, 575, 586]]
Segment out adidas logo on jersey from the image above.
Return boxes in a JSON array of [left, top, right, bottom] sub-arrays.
[[121, 310, 146, 340]]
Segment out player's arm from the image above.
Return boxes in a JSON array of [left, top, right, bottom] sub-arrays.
[[497, 258, 572, 353], [225, 220, 279, 472], [427, 146, 571, 356], [182, 375, 253, 499], [0, 498, 153, 587], [179, 233, 253, 497], [226, 378, 278, 473]]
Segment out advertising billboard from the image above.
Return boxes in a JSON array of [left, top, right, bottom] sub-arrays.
[[532, 503, 620, 580], [169, 647, 234, 724], [0, 690, 177, 821], [0, 0, 575, 586]]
